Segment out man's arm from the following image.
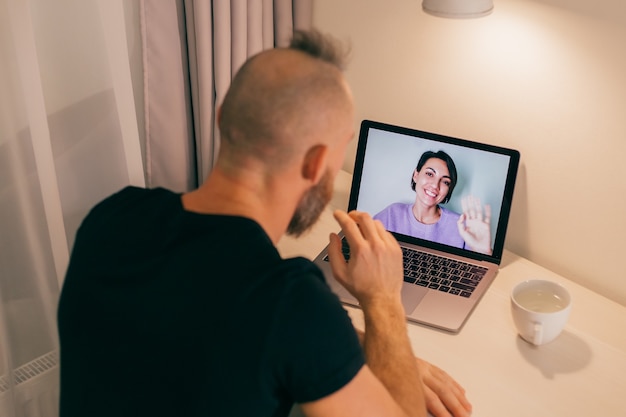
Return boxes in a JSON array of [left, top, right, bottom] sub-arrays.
[[300, 210, 426, 417], [299, 365, 412, 417], [353, 328, 472, 417], [362, 292, 426, 415]]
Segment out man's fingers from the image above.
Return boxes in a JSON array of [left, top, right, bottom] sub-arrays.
[[330, 210, 404, 301], [327, 232, 348, 282], [423, 377, 469, 417], [375, 217, 398, 245], [418, 358, 472, 417], [335, 210, 387, 245], [346, 210, 380, 241], [333, 210, 361, 239]]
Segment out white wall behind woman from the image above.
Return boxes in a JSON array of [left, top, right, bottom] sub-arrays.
[[313, 0, 626, 305]]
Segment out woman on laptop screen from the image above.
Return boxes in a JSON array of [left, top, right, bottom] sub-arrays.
[[373, 150, 493, 255]]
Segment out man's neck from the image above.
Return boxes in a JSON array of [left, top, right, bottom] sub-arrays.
[[181, 165, 300, 245]]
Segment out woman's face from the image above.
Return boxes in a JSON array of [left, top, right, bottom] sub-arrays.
[[413, 157, 452, 207]]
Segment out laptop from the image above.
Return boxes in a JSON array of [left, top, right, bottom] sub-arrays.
[[314, 120, 520, 332]]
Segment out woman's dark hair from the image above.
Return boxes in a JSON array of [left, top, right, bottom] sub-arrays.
[[410, 150, 458, 204]]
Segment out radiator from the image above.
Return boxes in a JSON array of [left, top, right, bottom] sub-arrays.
[[0, 351, 59, 417]]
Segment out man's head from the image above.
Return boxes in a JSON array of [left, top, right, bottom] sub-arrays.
[[218, 30, 354, 236], [218, 30, 353, 169]]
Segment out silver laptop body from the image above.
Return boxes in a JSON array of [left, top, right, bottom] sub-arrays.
[[314, 120, 520, 333]]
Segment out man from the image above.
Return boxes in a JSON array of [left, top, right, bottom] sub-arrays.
[[58, 30, 471, 417]]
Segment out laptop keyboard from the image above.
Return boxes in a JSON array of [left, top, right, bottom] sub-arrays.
[[324, 238, 487, 298]]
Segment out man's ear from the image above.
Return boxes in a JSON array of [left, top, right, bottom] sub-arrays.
[[302, 144, 329, 184]]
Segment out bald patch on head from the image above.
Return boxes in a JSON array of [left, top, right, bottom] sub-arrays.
[[218, 47, 353, 172]]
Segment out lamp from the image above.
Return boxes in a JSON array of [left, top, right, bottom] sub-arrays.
[[422, 0, 494, 18]]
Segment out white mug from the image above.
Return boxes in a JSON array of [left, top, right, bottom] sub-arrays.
[[510, 279, 572, 346]]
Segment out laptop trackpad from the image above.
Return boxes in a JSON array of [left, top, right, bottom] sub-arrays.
[[401, 283, 428, 314]]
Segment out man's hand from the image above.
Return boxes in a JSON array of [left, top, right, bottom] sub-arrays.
[[354, 328, 473, 417], [328, 210, 404, 306], [417, 358, 472, 417]]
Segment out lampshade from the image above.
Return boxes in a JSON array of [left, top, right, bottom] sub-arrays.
[[422, 0, 494, 18]]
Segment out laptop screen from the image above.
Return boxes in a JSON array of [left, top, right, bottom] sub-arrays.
[[348, 120, 520, 263]]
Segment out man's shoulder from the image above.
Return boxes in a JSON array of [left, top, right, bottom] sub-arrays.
[[86, 186, 177, 221], [100, 186, 175, 208], [263, 256, 325, 291]]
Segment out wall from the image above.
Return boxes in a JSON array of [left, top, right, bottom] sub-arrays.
[[312, 0, 626, 305]]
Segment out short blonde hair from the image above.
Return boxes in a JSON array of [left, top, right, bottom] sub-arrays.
[[218, 30, 351, 168]]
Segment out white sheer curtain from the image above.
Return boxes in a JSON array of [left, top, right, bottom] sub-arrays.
[[141, 0, 313, 191], [0, 0, 143, 416], [1, 0, 313, 415]]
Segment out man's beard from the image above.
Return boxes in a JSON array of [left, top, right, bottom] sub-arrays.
[[286, 169, 334, 237]]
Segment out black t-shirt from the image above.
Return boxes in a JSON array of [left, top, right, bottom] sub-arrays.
[[58, 186, 365, 417]]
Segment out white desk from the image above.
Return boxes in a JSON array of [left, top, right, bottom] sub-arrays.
[[278, 170, 626, 417]]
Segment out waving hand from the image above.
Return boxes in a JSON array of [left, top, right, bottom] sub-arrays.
[[456, 195, 493, 256]]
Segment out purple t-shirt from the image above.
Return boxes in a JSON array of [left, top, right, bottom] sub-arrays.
[[373, 203, 465, 249]]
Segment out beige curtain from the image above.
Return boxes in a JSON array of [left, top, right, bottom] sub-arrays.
[[140, 0, 313, 191]]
